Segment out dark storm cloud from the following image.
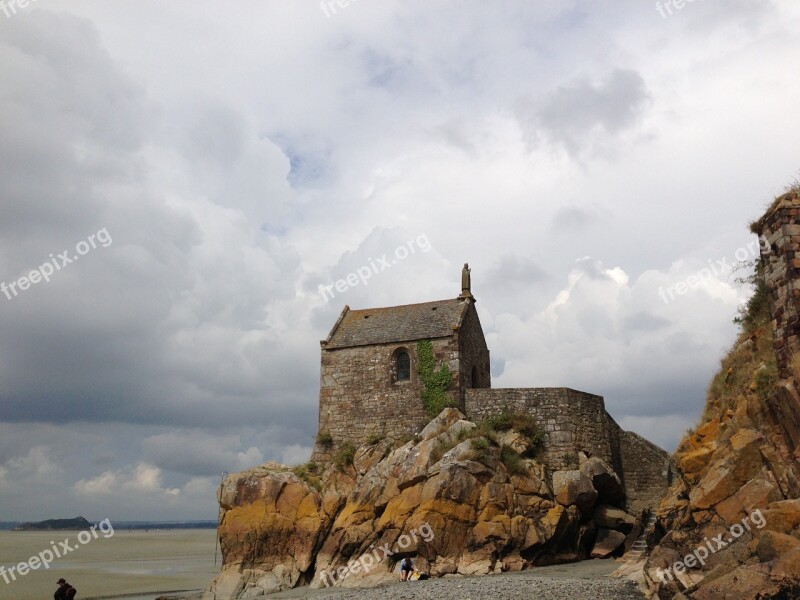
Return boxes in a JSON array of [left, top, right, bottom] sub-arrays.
[[623, 311, 671, 332], [0, 11, 147, 245], [142, 431, 262, 477], [0, 11, 315, 435], [516, 69, 651, 158], [603, 375, 710, 422], [483, 255, 549, 291]]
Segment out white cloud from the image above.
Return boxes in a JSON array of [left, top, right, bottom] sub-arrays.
[[490, 256, 750, 450], [141, 431, 267, 477], [4, 446, 62, 483], [618, 414, 699, 452], [73, 470, 117, 496], [280, 445, 312, 467], [182, 476, 217, 498], [73, 463, 179, 498], [516, 69, 653, 159]]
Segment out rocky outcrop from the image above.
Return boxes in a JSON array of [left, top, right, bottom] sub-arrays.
[[642, 191, 800, 599], [204, 408, 640, 598]]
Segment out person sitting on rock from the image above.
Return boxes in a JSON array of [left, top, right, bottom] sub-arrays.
[[399, 556, 414, 581]]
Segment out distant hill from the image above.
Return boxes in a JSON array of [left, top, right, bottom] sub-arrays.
[[8, 517, 218, 531], [14, 516, 92, 531]]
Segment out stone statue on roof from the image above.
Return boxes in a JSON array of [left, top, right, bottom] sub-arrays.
[[461, 263, 472, 298]]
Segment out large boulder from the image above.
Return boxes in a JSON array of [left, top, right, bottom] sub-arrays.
[[552, 470, 598, 514], [592, 505, 636, 533], [580, 455, 625, 507], [590, 527, 626, 558]]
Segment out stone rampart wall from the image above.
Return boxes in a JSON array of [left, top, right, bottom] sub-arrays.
[[757, 191, 800, 378], [464, 387, 613, 470], [464, 387, 672, 510]]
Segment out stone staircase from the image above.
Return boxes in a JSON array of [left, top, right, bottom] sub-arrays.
[[624, 511, 657, 562]]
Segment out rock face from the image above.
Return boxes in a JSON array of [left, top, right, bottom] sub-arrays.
[[204, 408, 639, 599], [645, 339, 800, 598], [643, 192, 800, 599]]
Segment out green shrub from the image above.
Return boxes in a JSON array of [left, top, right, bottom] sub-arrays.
[[479, 409, 545, 458], [456, 426, 472, 442], [753, 362, 778, 400], [292, 462, 322, 491], [471, 437, 489, 451], [562, 452, 577, 467], [333, 443, 356, 471], [500, 445, 527, 476], [733, 260, 769, 333], [463, 436, 492, 463], [526, 427, 546, 458], [482, 408, 538, 435], [366, 433, 385, 445], [316, 431, 333, 448], [483, 410, 513, 432]]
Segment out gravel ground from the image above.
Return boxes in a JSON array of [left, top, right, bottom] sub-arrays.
[[268, 560, 645, 600]]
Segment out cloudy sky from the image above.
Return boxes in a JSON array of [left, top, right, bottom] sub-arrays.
[[0, 0, 799, 521]]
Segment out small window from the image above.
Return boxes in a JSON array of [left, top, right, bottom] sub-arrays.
[[396, 351, 410, 381], [471, 366, 479, 388]]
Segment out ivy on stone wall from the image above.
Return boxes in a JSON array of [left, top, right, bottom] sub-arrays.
[[417, 339, 454, 417]]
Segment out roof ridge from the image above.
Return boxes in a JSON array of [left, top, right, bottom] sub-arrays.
[[346, 297, 463, 313]]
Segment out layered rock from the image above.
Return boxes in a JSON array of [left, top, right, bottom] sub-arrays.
[[204, 408, 639, 598], [642, 191, 800, 598]]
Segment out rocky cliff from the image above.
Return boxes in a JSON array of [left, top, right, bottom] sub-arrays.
[[204, 408, 644, 598], [644, 190, 800, 599]]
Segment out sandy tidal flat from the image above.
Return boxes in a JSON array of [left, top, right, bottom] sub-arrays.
[[0, 529, 219, 600]]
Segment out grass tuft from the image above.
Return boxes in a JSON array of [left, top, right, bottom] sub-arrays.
[[333, 443, 356, 472]]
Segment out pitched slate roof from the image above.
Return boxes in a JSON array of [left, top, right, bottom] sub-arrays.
[[323, 298, 470, 349]]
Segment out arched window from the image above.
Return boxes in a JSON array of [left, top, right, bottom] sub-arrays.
[[471, 366, 479, 388], [396, 351, 411, 381]]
